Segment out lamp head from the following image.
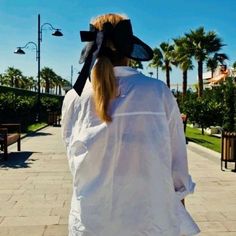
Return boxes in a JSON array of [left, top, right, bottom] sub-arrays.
[[52, 29, 63, 37], [14, 47, 26, 54]]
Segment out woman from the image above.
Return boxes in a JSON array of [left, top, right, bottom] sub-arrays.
[[62, 13, 200, 236]]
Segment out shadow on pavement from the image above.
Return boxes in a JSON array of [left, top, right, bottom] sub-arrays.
[[0, 151, 36, 169], [27, 132, 53, 137], [187, 137, 212, 144]]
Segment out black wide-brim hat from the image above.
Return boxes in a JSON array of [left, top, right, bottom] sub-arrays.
[[73, 19, 153, 96]]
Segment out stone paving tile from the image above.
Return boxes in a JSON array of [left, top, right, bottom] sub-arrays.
[[0, 226, 45, 236], [222, 221, 236, 231], [191, 212, 227, 222], [221, 211, 236, 220], [0, 227, 9, 236], [0, 208, 21, 217], [0, 194, 12, 201], [59, 216, 69, 225], [13, 199, 64, 208], [50, 207, 70, 217], [19, 207, 52, 217], [43, 225, 68, 236], [196, 221, 228, 232], [0, 216, 60, 227]]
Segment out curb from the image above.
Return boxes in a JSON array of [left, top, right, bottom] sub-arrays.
[[187, 141, 221, 164]]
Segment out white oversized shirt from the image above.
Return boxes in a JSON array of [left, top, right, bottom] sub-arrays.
[[61, 66, 200, 236]]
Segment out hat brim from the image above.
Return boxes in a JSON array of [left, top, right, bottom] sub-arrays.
[[127, 35, 153, 61]]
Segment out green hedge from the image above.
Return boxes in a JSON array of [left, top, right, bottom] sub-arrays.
[[0, 86, 64, 131]]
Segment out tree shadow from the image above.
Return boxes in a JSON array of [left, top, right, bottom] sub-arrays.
[[0, 151, 37, 169]]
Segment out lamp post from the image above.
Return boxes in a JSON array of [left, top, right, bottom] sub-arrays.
[[14, 14, 63, 121], [70, 65, 81, 89]]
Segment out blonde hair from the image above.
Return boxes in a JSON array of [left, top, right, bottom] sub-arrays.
[[91, 13, 128, 123]]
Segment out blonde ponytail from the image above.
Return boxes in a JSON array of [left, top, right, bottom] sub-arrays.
[[90, 13, 127, 123], [91, 56, 117, 122]]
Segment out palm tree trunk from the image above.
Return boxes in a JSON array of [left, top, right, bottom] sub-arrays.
[[45, 79, 50, 93], [166, 63, 170, 88], [182, 70, 187, 99], [211, 69, 214, 78], [15, 79, 19, 88], [156, 67, 159, 79], [59, 85, 62, 95], [198, 60, 203, 97]]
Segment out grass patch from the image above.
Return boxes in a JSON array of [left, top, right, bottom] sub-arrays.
[[186, 126, 221, 153], [26, 122, 47, 133]]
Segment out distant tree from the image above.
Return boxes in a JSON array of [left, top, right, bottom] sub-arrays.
[[148, 47, 163, 79], [4, 67, 24, 88], [206, 53, 228, 78], [159, 42, 175, 88], [173, 36, 194, 98], [0, 74, 8, 86], [129, 60, 143, 69], [222, 77, 236, 131], [184, 27, 224, 97], [206, 57, 218, 78], [40, 67, 57, 93], [214, 53, 228, 65]]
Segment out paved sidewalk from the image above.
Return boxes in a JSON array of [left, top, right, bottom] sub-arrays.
[[0, 126, 236, 236], [0, 127, 71, 236]]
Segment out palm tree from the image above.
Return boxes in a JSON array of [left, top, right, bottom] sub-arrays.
[[28, 76, 37, 91], [0, 74, 8, 86], [40, 67, 57, 93], [206, 53, 228, 78], [173, 37, 194, 98], [53, 75, 64, 95], [61, 78, 72, 93], [206, 57, 218, 78], [148, 47, 163, 79], [184, 27, 224, 97], [214, 53, 228, 65], [159, 42, 175, 88], [4, 67, 24, 88]]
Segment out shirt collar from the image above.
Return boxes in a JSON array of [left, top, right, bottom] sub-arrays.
[[113, 66, 141, 78]]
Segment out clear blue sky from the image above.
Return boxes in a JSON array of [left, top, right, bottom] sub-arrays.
[[1, 0, 236, 87]]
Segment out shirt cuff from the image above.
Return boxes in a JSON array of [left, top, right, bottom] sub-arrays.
[[176, 175, 196, 200]]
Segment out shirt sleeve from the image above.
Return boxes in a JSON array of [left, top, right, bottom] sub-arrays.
[[61, 89, 78, 149], [61, 89, 80, 174], [163, 85, 195, 200]]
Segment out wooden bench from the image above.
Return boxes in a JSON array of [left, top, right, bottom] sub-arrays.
[[0, 124, 21, 160]]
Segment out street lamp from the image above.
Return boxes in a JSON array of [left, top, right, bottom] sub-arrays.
[[14, 14, 63, 121]]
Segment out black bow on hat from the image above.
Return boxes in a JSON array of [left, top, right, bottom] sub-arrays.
[[73, 19, 153, 96]]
